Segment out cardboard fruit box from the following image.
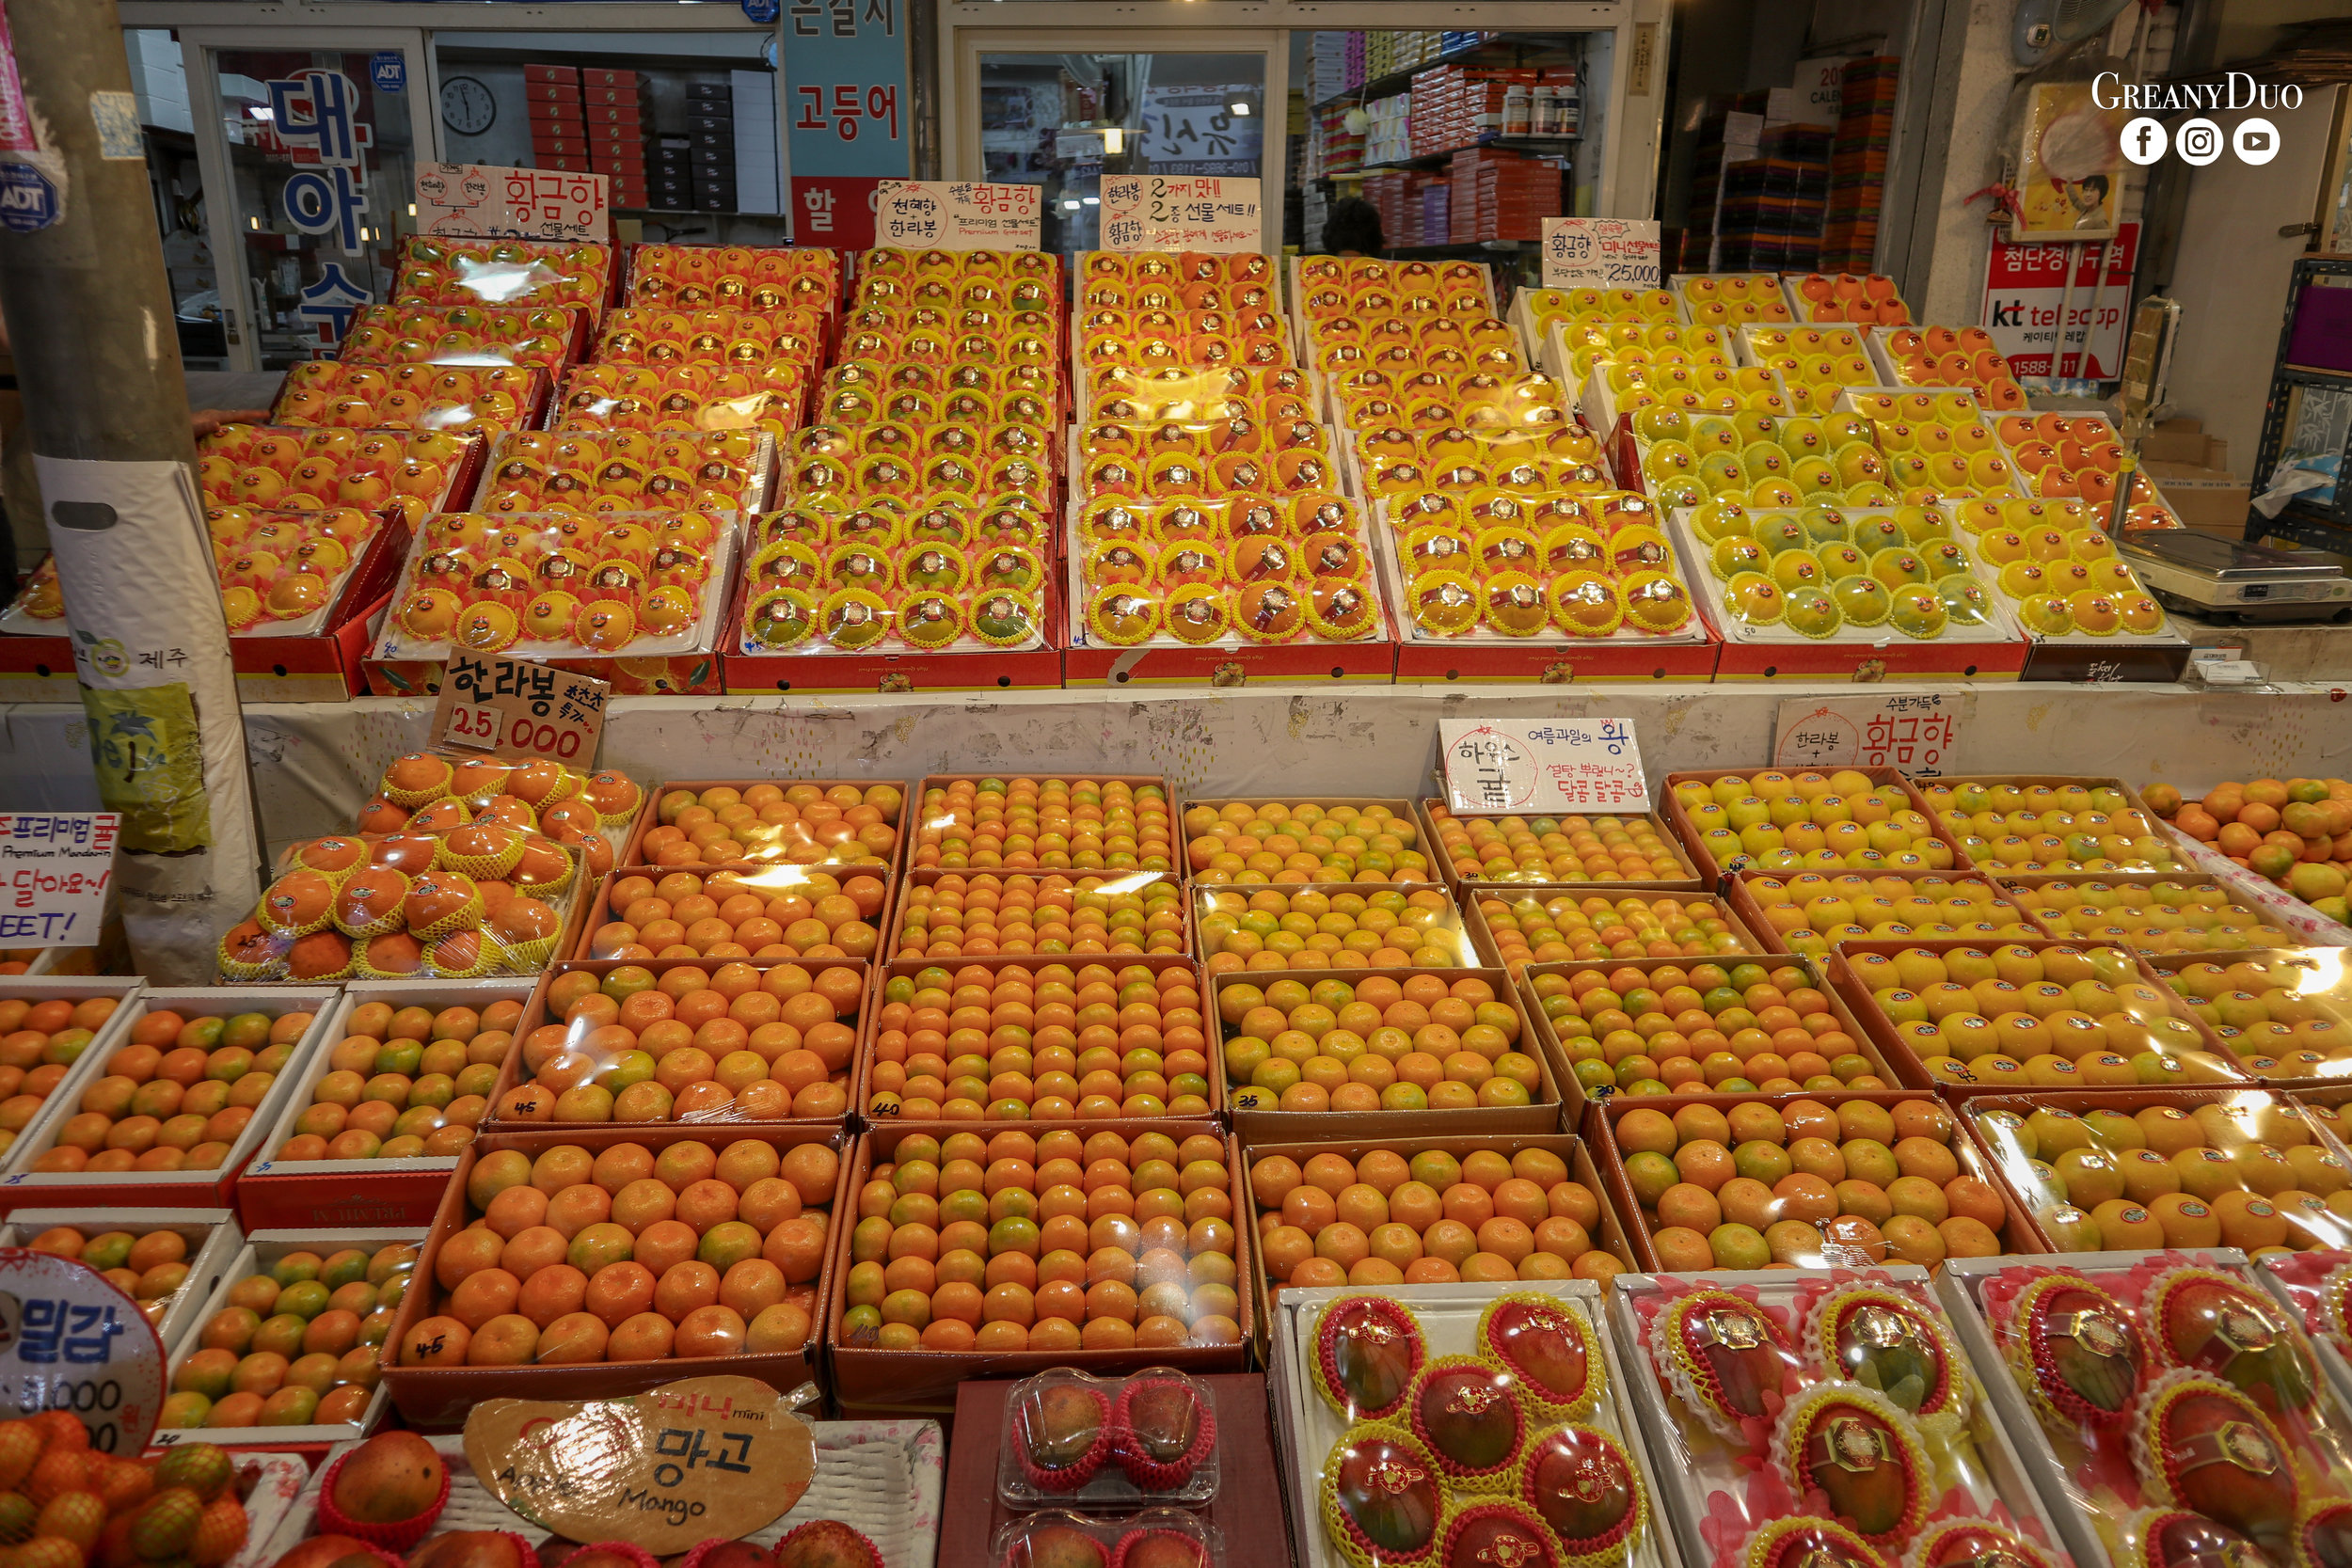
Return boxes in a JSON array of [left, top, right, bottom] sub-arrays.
[[1456, 880, 1772, 972], [0, 986, 338, 1212], [1659, 764, 1967, 883], [619, 776, 912, 879], [1823, 935, 2249, 1095], [1210, 963, 1565, 1141], [1179, 796, 1436, 888], [1948, 1085, 2352, 1257], [378, 1120, 848, 1425], [1894, 771, 2182, 867], [571, 863, 898, 973], [236, 978, 537, 1231], [1585, 1085, 2045, 1271], [484, 955, 870, 1134], [906, 866, 1194, 969], [1723, 864, 2044, 957], [852, 951, 1218, 1124], [907, 773, 1181, 880], [1415, 796, 1708, 892], [823, 1122, 1250, 1418], [1232, 1128, 1634, 1358], [1992, 870, 2307, 949], [2136, 945, 2349, 1087], [1513, 950, 1921, 1130], [0, 1205, 244, 1362]]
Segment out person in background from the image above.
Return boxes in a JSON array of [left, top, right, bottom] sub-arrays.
[[1322, 198, 1384, 258]]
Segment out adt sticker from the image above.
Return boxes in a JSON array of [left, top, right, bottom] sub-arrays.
[[0, 163, 57, 232], [741, 0, 781, 19], [370, 53, 406, 94]]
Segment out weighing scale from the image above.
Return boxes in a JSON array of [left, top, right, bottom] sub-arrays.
[[2118, 530, 2352, 623]]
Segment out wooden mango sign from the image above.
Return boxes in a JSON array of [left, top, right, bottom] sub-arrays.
[[464, 1375, 816, 1552]]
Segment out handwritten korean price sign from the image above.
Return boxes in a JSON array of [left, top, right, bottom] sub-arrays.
[[431, 653, 610, 766], [0, 1250, 166, 1454], [1439, 719, 1648, 814], [1540, 217, 1662, 290], [416, 163, 611, 243], [466, 1375, 815, 1551], [875, 179, 1041, 249], [1100, 175, 1262, 253], [0, 814, 118, 946], [1772, 692, 1965, 775]]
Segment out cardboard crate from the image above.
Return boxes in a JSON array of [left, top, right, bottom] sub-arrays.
[[572, 862, 898, 967], [1416, 797, 1708, 892], [1194, 879, 1473, 975], [0, 1206, 242, 1361], [1514, 950, 1919, 1128], [1658, 765, 1967, 884], [1994, 870, 2306, 949], [0, 986, 336, 1212], [904, 866, 1192, 969], [908, 774, 1177, 880], [484, 956, 868, 1133], [1950, 1085, 2352, 1254], [1234, 1128, 1634, 1358], [1822, 935, 2249, 1094], [853, 951, 1217, 1123], [1210, 963, 1565, 1139], [151, 1227, 422, 1449], [236, 978, 536, 1230], [378, 1122, 847, 1424], [1586, 1085, 2044, 1269], [1724, 864, 2045, 957], [2138, 946, 2351, 1086], [1898, 772, 2179, 867], [1456, 881, 1771, 973], [823, 1123, 1248, 1418], [1180, 796, 1436, 890], [618, 776, 911, 882]]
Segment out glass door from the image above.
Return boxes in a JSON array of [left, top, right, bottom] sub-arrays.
[[182, 29, 436, 371], [950, 30, 1285, 261]]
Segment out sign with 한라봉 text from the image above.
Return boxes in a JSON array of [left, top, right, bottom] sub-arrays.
[[1099, 175, 1261, 252], [873, 180, 1040, 250], [430, 652, 609, 766]]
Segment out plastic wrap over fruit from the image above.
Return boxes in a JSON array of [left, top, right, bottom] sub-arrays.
[[271, 361, 546, 439], [24, 1217, 226, 1334], [1670, 769, 1958, 878], [340, 302, 582, 369], [997, 1366, 1218, 1506], [268, 992, 527, 1167], [160, 1240, 420, 1430], [634, 782, 900, 872], [1914, 778, 2178, 873], [587, 863, 886, 962], [993, 1508, 1222, 1568], [198, 423, 476, 530], [628, 242, 840, 310], [217, 827, 583, 982], [392, 235, 610, 310]]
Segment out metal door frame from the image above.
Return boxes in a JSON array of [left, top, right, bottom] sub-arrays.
[[947, 25, 1290, 257]]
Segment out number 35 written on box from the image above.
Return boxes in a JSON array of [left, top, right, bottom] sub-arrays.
[[1439, 719, 1648, 815], [1540, 217, 1661, 290], [431, 652, 610, 765]]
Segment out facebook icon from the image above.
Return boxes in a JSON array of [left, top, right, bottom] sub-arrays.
[[2121, 116, 2168, 165]]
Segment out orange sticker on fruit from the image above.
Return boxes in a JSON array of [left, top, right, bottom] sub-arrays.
[[0, 1248, 167, 1454], [430, 652, 609, 767], [464, 1375, 813, 1551]]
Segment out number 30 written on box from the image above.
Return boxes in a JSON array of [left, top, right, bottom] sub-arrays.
[[1439, 720, 1647, 814]]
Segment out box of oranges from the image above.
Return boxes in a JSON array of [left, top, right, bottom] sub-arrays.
[[0, 977, 143, 1164], [2141, 948, 2352, 1084], [1726, 866, 2045, 958], [1957, 1087, 2352, 1256], [1210, 965, 1564, 1139], [858, 952, 1216, 1122], [1460, 883, 1766, 973], [0, 1206, 245, 1358], [1235, 1130, 1636, 1354], [1420, 799, 1707, 890], [380, 1121, 847, 1422], [1660, 766, 1964, 880], [824, 1122, 1248, 1418], [618, 778, 907, 878], [2000, 872, 2301, 955], [1590, 1085, 2043, 1271], [1824, 936, 2247, 1094], [1517, 951, 1918, 1123], [0, 986, 337, 1213], [576, 863, 892, 968], [237, 978, 537, 1232], [485, 957, 867, 1132]]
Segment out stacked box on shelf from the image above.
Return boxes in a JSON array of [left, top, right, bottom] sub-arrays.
[[1451, 147, 1562, 243], [524, 63, 589, 173], [573, 68, 654, 209], [1715, 151, 1827, 274], [685, 81, 735, 213], [1822, 56, 1900, 273], [726, 245, 1067, 693]]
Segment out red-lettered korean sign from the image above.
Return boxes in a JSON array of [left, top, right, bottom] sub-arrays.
[[0, 814, 118, 946], [417, 163, 610, 243]]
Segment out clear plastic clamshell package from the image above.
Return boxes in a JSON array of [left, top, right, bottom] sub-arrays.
[[1613, 1266, 2072, 1568], [623, 241, 842, 311], [375, 510, 738, 662], [1939, 1246, 2352, 1568], [999, 1366, 1220, 1508], [269, 361, 547, 438], [390, 233, 612, 312], [993, 1508, 1224, 1568], [216, 826, 583, 983], [554, 362, 805, 438], [196, 424, 480, 527], [338, 302, 585, 370], [1268, 1280, 1677, 1568]]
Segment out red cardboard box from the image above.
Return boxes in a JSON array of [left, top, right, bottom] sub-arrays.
[[581, 68, 641, 89], [523, 63, 580, 85], [526, 81, 581, 105]]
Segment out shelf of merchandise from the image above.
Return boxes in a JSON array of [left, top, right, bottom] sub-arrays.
[[1363, 134, 1581, 171], [1310, 32, 1581, 113]]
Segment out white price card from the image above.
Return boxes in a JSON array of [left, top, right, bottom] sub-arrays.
[[415, 163, 610, 243], [1440, 719, 1647, 815], [874, 180, 1041, 250], [1099, 176, 1262, 253], [1772, 691, 1966, 775], [0, 1249, 167, 1454], [0, 814, 118, 946], [1540, 217, 1662, 290]]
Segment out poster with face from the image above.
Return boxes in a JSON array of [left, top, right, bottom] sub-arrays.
[[2014, 81, 2126, 240]]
